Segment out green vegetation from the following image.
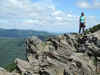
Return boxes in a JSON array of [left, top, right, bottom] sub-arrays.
[[92, 57, 97, 66], [41, 42, 47, 47], [0, 38, 26, 67], [4, 63, 16, 72], [85, 24, 100, 34]]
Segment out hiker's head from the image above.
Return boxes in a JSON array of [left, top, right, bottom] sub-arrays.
[[81, 12, 84, 16]]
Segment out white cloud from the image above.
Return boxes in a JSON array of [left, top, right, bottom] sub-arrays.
[[94, 0, 100, 8], [77, 1, 91, 8], [53, 10, 64, 16], [56, 17, 63, 21], [67, 14, 73, 17], [76, 0, 100, 9]]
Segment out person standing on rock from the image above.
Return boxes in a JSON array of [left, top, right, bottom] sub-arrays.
[[79, 12, 86, 33]]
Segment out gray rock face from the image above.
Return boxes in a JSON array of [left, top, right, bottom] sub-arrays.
[[18, 34, 98, 75], [77, 32, 100, 57], [3, 30, 100, 75]]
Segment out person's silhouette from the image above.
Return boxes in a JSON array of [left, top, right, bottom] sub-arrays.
[[79, 12, 86, 33]]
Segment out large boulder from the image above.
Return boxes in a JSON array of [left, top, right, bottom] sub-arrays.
[[15, 58, 38, 75]]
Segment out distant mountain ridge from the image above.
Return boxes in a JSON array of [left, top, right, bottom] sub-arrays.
[[0, 28, 55, 39], [0, 28, 55, 67]]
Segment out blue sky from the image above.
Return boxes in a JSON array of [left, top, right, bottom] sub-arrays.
[[0, 0, 100, 33]]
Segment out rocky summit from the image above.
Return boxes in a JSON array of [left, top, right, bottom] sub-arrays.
[[1, 30, 100, 75]]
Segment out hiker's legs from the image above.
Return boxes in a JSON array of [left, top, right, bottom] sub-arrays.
[[79, 26, 81, 33], [82, 27, 85, 33], [82, 27, 84, 33]]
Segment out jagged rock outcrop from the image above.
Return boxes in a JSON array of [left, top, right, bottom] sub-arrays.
[[18, 32, 98, 75], [2, 30, 100, 75]]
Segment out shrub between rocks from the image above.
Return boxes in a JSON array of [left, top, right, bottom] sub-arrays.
[[4, 62, 16, 72]]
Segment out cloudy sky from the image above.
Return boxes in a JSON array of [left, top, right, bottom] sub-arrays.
[[0, 0, 100, 33]]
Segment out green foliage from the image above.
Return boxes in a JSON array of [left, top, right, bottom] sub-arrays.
[[71, 32, 78, 35], [84, 29, 90, 34], [93, 57, 97, 66], [85, 24, 100, 34], [4, 63, 16, 72], [0, 38, 26, 67], [90, 24, 100, 33], [41, 42, 47, 48]]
